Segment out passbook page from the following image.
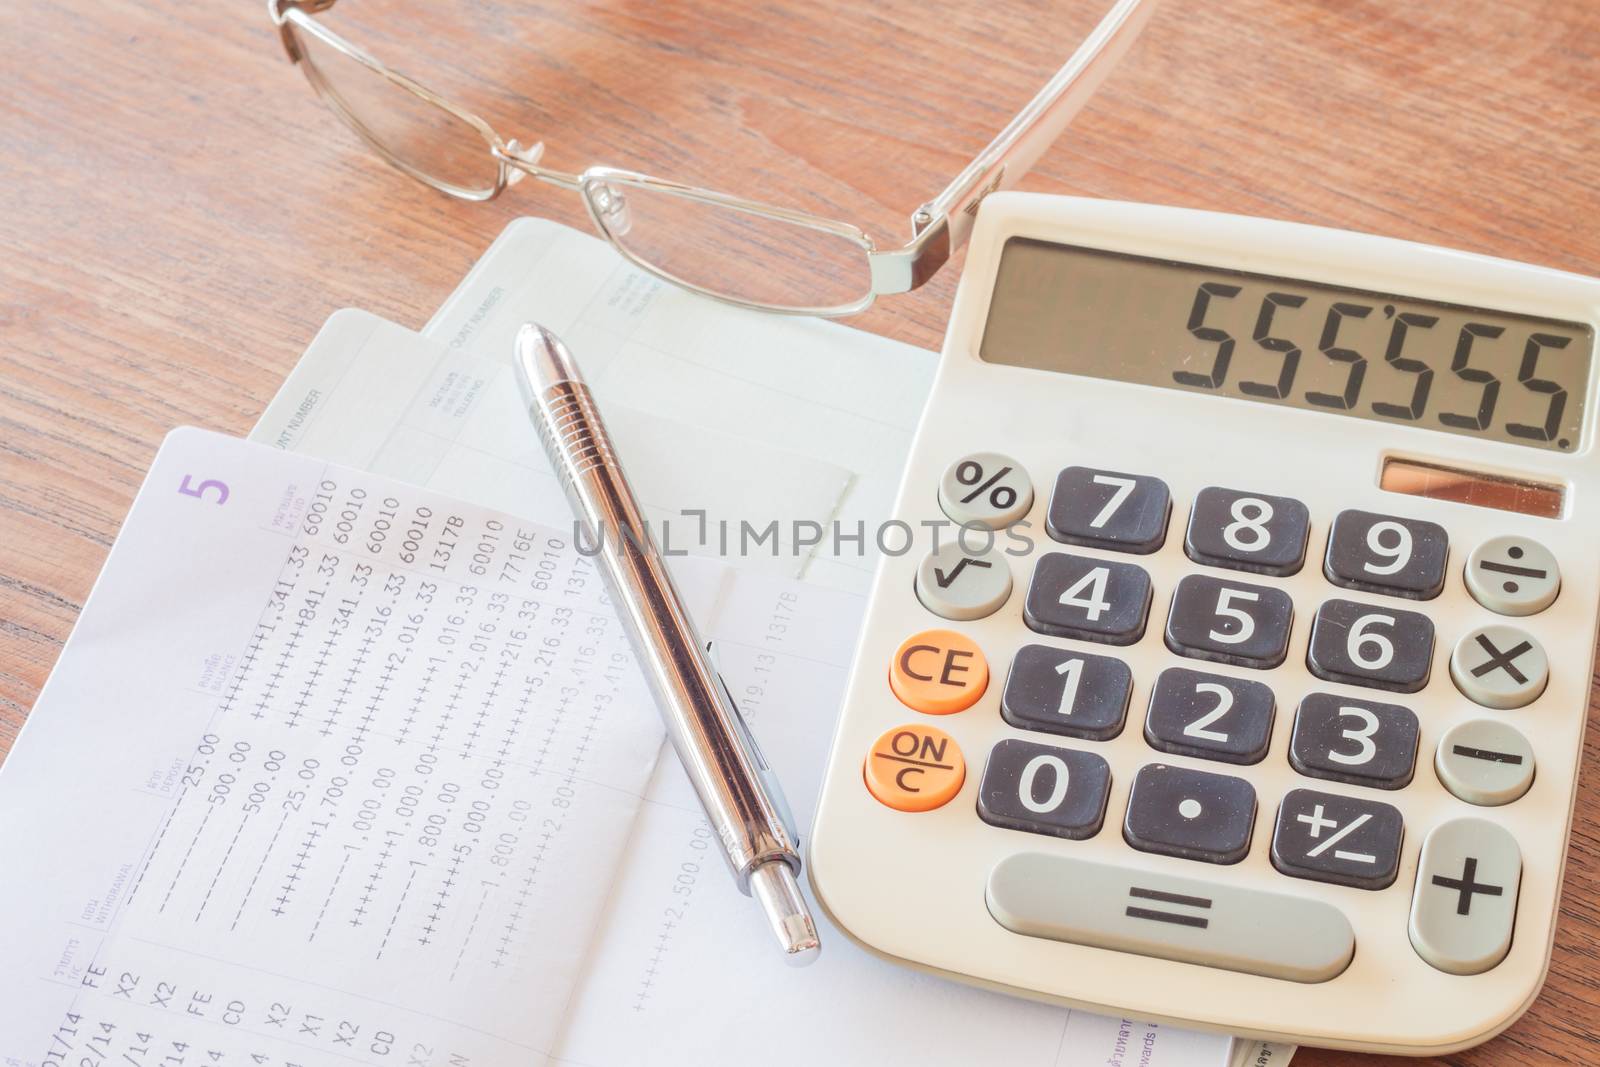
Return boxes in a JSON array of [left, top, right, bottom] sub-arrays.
[[0, 428, 718, 1063], [551, 571, 1239, 1067]]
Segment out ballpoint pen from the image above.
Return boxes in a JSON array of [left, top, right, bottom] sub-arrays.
[[515, 322, 821, 966]]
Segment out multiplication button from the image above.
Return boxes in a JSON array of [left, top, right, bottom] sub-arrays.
[[1449, 624, 1548, 709], [914, 541, 1012, 621], [1465, 536, 1560, 616], [1436, 719, 1535, 806], [976, 739, 1111, 840], [938, 452, 1034, 529]]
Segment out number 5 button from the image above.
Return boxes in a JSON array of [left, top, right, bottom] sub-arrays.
[[1165, 574, 1293, 669], [1306, 599, 1434, 692]]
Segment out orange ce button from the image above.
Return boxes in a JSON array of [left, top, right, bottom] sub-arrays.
[[889, 629, 988, 714], [865, 724, 966, 812]]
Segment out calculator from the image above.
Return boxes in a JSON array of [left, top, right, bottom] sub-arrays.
[[808, 191, 1600, 1055]]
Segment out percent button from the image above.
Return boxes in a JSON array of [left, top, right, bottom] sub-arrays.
[[938, 452, 1034, 530]]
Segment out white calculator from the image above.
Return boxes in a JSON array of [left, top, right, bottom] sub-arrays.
[[809, 191, 1599, 1055]]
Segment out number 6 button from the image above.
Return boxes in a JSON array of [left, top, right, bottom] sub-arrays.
[[1306, 599, 1434, 692]]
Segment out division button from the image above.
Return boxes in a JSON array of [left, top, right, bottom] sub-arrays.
[[1184, 487, 1311, 576], [1024, 551, 1152, 646], [889, 629, 989, 715], [914, 540, 1013, 621], [1435, 719, 1536, 806], [985, 851, 1354, 983], [1465, 536, 1560, 616], [864, 724, 966, 812], [1408, 817, 1521, 975], [1271, 788, 1404, 890], [1046, 467, 1171, 554], [1449, 624, 1548, 709], [1306, 599, 1434, 692], [1323, 510, 1449, 600], [938, 452, 1035, 530], [1123, 763, 1257, 865], [976, 739, 1111, 839], [1000, 644, 1132, 741]]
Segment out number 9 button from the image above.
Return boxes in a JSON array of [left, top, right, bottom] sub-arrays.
[[1324, 509, 1448, 600]]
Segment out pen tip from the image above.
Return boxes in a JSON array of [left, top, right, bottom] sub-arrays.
[[515, 322, 581, 393], [749, 861, 821, 967]]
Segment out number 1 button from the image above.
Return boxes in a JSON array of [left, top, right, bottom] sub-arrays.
[[1047, 467, 1170, 554]]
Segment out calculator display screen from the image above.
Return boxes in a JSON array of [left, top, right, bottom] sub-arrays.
[[979, 238, 1595, 452]]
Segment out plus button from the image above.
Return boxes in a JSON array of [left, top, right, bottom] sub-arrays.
[[1431, 856, 1503, 916]]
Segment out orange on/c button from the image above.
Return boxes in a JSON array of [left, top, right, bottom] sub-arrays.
[[889, 629, 989, 714], [864, 724, 966, 812]]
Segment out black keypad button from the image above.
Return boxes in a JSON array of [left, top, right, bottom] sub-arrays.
[[1024, 552, 1152, 646], [1164, 574, 1293, 669], [977, 739, 1111, 840], [1144, 667, 1275, 765], [1272, 788, 1404, 890], [1183, 487, 1311, 576], [1001, 644, 1132, 741], [1306, 599, 1434, 692], [1288, 692, 1419, 790], [1323, 510, 1448, 600], [1046, 467, 1170, 554], [1123, 763, 1257, 865]]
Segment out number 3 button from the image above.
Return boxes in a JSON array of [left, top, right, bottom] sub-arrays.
[[1289, 693, 1419, 790], [1307, 599, 1434, 693]]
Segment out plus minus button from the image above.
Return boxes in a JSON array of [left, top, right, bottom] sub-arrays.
[[1431, 856, 1503, 915]]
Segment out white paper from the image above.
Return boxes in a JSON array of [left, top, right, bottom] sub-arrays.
[[422, 218, 937, 592], [0, 428, 720, 1061], [254, 308, 856, 582]]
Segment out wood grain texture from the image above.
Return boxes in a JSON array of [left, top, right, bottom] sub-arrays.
[[0, 0, 1595, 1060]]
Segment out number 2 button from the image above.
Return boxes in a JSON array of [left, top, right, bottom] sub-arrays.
[[1165, 574, 1293, 669], [1145, 668, 1275, 765], [1184, 487, 1310, 576], [1307, 599, 1434, 692]]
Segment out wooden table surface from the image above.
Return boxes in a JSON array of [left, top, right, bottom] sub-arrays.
[[2, 0, 1596, 1061]]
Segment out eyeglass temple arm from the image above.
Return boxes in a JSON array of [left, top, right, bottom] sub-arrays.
[[867, 0, 1158, 296]]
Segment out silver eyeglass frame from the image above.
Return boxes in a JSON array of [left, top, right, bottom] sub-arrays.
[[270, 0, 1156, 317]]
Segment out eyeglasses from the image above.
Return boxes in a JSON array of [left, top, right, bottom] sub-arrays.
[[268, 0, 1154, 317]]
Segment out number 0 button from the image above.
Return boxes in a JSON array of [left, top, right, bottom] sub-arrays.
[[1306, 599, 1433, 692], [977, 739, 1111, 840], [1324, 510, 1448, 600], [939, 453, 1034, 529], [1184, 487, 1310, 576]]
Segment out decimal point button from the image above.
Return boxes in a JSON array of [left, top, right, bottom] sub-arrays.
[[865, 724, 966, 812]]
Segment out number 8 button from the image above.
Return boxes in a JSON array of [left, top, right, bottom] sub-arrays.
[[1184, 487, 1310, 576]]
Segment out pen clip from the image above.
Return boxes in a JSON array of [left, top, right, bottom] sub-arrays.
[[705, 640, 802, 857]]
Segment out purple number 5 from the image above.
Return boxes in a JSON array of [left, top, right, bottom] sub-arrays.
[[178, 474, 229, 505]]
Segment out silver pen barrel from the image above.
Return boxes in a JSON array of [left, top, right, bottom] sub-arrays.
[[516, 323, 819, 964]]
